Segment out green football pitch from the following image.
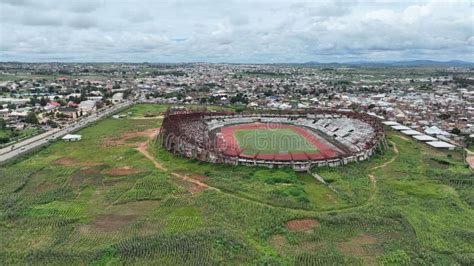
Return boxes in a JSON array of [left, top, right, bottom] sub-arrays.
[[233, 128, 318, 155]]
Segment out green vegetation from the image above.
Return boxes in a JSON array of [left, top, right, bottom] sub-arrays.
[[0, 128, 39, 145], [0, 104, 473, 265], [234, 128, 318, 155], [118, 103, 233, 118]]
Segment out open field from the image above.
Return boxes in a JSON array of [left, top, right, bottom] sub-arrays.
[[1, 104, 473, 265], [234, 128, 318, 155]]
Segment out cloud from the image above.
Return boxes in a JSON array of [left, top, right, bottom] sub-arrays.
[[67, 15, 98, 29], [1, 0, 33, 6], [66, 1, 100, 13], [20, 12, 62, 26], [0, 0, 472, 62]]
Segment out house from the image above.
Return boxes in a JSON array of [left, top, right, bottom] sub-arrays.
[[43, 101, 61, 112], [68, 101, 79, 108], [112, 93, 124, 104], [424, 126, 451, 137], [78, 100, 96, 115], [56, 107, 78, 119], [0, 109, 9, 118], [9, 110, 29, 118]]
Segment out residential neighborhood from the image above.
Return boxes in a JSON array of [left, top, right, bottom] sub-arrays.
[[2, 62, 471, 149]]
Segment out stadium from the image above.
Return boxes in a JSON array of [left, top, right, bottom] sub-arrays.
[[158, 108, 388, 171]]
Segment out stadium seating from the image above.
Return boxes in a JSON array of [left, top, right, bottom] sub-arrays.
[[160, 109, 385, 171]]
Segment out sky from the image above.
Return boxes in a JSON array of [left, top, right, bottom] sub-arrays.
[[0, 0, 473, 63]]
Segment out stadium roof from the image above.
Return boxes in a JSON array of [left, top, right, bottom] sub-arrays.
[[426, 141, 456, 149], [413, 134, 438, 142], [391, 125, 411, 131], [401, 129, 423, 136]]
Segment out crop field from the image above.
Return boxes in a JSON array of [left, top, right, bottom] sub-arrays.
[[1, 104, 473, 265], [234, 128, 318, 155]]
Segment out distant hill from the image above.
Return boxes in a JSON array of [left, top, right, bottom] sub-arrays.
[[303, 60, 474, 67]]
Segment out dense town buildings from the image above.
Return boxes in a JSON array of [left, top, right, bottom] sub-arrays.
[[0, 62, 472, 147]]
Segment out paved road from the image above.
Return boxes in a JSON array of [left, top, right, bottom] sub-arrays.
[[0, 101, 133, 163]]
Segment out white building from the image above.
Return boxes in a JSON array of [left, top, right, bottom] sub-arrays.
[[112, 93, 124, 104], [62, 134, 82, 142], [78, 100, 97, 115]]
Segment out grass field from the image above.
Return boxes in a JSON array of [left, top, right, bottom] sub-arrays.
[[234, 128, 318, 155], [0, 104, 473, 265]]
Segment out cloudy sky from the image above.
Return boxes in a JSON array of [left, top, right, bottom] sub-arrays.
[[0, 0, 473, 63]]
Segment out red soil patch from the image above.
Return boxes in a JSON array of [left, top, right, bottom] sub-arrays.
[[79, 162, 104, 167], [99, 139, 125, 147], [188, 184, 207, 194], [103, 167, 141, 176], [122, 128, 159, 139], [285, 218, 320, 232], [268, 234, 288, 252], [99, 128, 159, 148], [91, 214, 137, 232], [191, 175, 207, 182], [336, 233, 381, 265], [53, 157, 76, 166]]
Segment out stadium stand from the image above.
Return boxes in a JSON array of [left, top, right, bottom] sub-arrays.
[[159, 108, 386, 171]]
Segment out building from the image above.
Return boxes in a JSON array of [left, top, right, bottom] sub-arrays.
[[112, 93, 124, 104], [62, 134, 81, 142], [56, 107, 79, 119], [78, 100, 96, 115], [0, 109, 9, 118]]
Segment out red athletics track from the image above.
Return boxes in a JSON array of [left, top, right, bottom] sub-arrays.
[[216, 123, 339, 161]]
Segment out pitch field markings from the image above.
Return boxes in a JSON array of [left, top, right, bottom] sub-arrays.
[[234, 128, 319, 155], [218, 123, 339, 160]]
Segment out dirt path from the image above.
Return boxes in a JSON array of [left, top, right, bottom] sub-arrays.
[[136, 142, 166, 171], [364, 140, 399, 204], [368, 174, 376, 184], [135, 130, 403, 216], [370, 140, 399, 171], [170, 172, 220, 192], [134, 129, 217, 193]]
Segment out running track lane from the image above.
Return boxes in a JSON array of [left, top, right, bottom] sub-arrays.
[[217, 123, 339, 161]]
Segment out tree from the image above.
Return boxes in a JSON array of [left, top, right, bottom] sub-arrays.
[[451, 128, 461, 135], [47, 120, 58, 128], [234, 105, 245, 113], [368, 104, 376, 110], [39, 97, 48, 107], [7, 103, 16, 110], [24, 112, 39, 125], [0, 118, 6, 129], [0, 136, 10, 144]]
